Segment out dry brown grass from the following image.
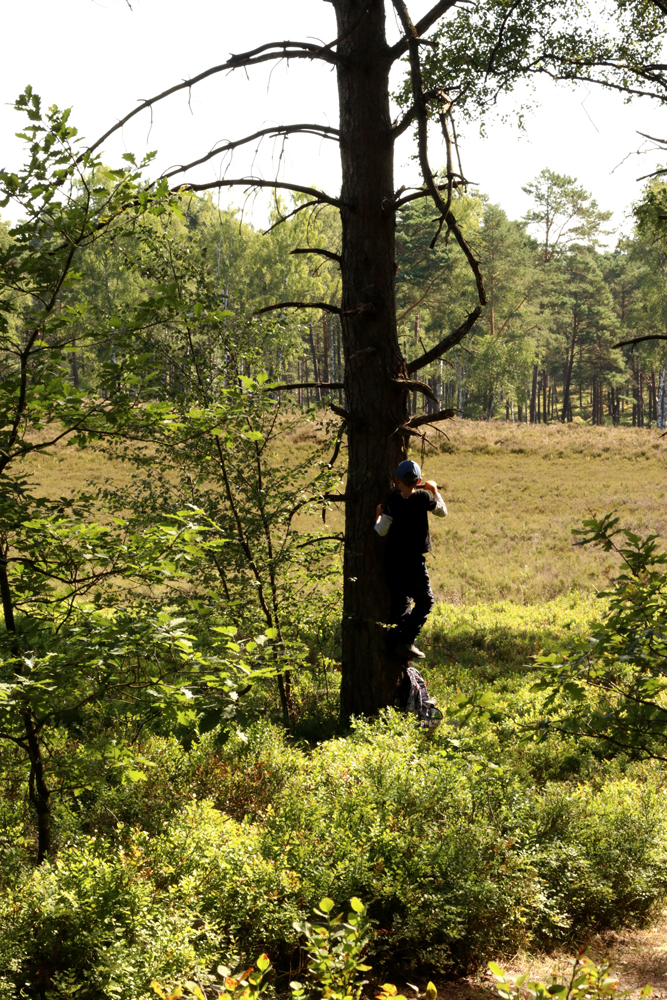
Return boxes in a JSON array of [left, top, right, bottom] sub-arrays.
[[17, 418, 667, 606], [429, 917, 667, 1000], [417, 420, 667, 604]]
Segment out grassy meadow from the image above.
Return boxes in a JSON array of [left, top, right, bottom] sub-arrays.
[[23, 417, 667, 608]]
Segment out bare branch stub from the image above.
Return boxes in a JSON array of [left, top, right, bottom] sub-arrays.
[[254, 301, 342, 316], [330, 403, 352, 421], [408, 306, 483, 373], [408, 407, 457, 428], [394, 377, 440, 404], [290, 248, 342, 265]]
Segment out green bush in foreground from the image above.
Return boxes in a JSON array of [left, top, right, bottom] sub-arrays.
[[2, 716, 667, 998]]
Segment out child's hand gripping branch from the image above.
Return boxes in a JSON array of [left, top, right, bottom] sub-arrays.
[[374, 460, 447, 662]]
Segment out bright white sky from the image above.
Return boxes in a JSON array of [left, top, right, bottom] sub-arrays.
[[1, 0, 666, 241]]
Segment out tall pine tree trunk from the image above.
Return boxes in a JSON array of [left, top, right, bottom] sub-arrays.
[[336, 0, 409, 718]]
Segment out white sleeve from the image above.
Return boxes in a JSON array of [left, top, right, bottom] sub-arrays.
[[432, 492, 447, 518], [374, 513, 393, 537]]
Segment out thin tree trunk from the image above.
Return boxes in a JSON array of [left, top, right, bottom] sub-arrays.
[[309, 325, 321, 402], [0, 557, 52, 862], [322, 312, 330, 383], [530, 364, 538, 423], [24, 711, 52, 864], [542, 369, 547, 424], [658, 365, 667, 430], [561, 333, 576, 423]]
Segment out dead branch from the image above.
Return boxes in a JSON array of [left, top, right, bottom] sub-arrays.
[[290, 247, 342, 264], [391, 0, 487, 305], [390, 89, 440, 138], [389, 0, 460, 60], [265, 382, 344, 391], [255, 301, 342, 316], [330, 403, 352, 421], [408, 407, 456, 427], [407, 306, 483, 373], [263, 200, 320, 235], [392, 180, 468, 210], [327, 421, 347, 467], [83, 42, 339, 161], [162, 125, 340, 181], [172, 178, 341, 208], [324, 493, 346, 501], [296, 534, 344, 548], [395, 377, 440, 404], [394, 424, 423, 439], [612, 334, 667, 349]]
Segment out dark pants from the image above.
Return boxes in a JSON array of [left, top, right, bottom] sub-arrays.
[[386, 555, 434, 648]]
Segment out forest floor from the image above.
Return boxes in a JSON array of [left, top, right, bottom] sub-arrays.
[[440, 918, 667, 1000]]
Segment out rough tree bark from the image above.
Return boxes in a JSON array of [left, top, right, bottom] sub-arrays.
[[88, 0, 487, 719], [333, 0, 422, 716]]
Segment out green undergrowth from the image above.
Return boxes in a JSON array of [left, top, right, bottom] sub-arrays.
[[3, 595, 667, 999]]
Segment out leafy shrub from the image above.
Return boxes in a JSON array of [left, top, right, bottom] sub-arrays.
[[2, 716, 667, 993]]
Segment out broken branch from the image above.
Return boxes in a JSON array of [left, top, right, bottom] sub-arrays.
[[389, 0, 459, 60]]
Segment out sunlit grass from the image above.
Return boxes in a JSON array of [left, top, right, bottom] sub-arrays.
[[20, 416, 667, 607]]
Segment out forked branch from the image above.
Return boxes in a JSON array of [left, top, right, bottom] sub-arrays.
[[391, 0, 486, 306], [395, 377, 440, 404], [389, 0, 460, 60], [408, 306, 483, 373]]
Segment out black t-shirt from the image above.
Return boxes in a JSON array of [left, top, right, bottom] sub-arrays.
[[383, 488, 437, 557]]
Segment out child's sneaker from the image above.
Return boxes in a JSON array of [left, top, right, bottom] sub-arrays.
[[395, 642, 425, 660]]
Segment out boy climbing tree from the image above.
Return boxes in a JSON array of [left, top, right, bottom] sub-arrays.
[[374, 460, 447, 661]]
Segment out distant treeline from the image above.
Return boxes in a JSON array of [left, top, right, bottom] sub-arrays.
[[31, 165, 667, 428]]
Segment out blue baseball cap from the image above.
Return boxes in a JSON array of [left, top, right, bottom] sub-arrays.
[[396, 459, 421, 482]]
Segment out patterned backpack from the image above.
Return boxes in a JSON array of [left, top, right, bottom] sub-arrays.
[[397, 666, 442, 730]]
